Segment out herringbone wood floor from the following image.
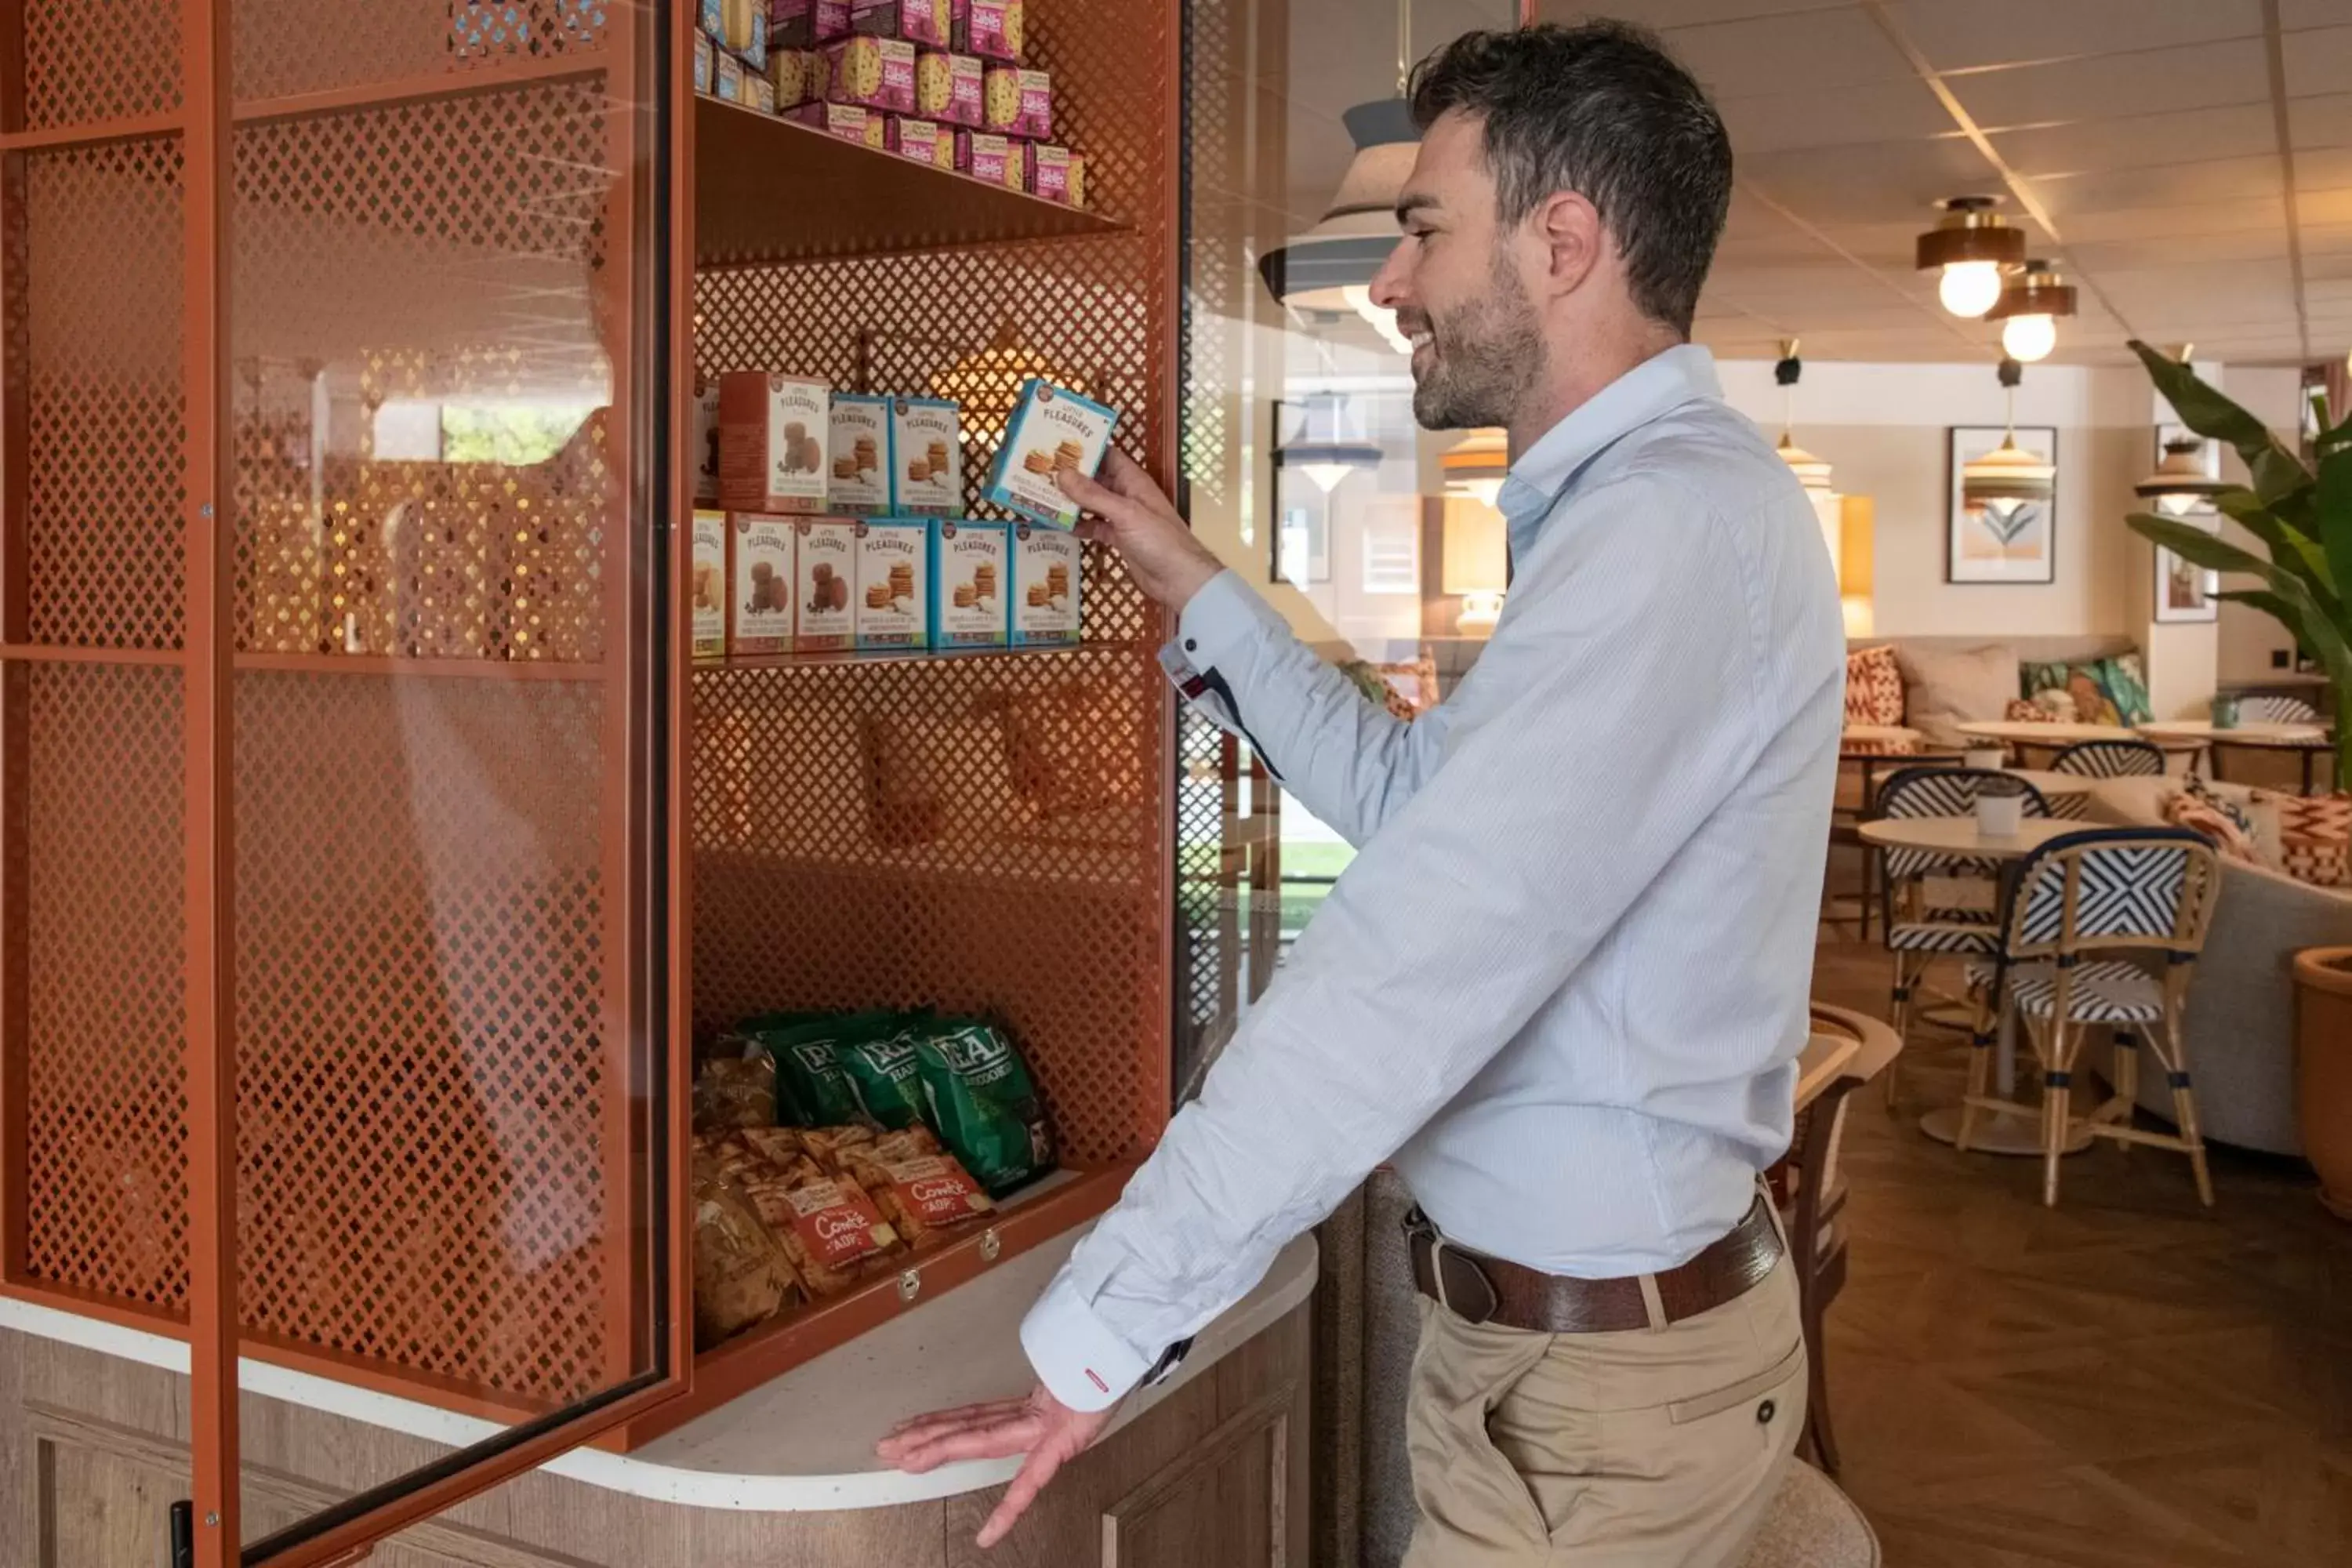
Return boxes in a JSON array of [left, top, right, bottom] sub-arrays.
[[1813, 941, 2352, 1566]]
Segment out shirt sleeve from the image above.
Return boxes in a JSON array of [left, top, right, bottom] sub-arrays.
[[1163, 570, 1454, 848], [1022, 475, 1772, 1414]]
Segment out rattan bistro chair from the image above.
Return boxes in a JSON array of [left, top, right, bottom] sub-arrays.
[[1871, 767, 2050, 1109], [1961, 827, 2223, 1207], [2240, 694, 2319, 724], [2049, 738, 2168, 779]]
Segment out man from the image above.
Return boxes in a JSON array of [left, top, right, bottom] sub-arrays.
[[880, 22, 1844, 1564]]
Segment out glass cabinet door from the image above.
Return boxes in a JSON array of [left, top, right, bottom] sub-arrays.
[[0, 2, 685, 1563]]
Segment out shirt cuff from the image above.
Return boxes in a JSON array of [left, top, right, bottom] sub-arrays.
[[1171, 568, 1284, 674], [1020, 1272, 1154, 1414]]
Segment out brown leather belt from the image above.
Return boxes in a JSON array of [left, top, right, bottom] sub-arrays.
[[1405, 1196, 1785, 1334]]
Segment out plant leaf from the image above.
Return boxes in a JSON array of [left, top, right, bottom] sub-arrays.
[[2253, 445, 2318, 512], [2127, 514, 2276, 580], [2212, 588, 2299, 622], [2212, 489, 2337, 604], [2321, 445, 2352, 615], [2130, 339, 2283, 461]]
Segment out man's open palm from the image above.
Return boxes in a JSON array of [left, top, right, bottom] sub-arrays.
[[877, 1382, 1115, 1548]]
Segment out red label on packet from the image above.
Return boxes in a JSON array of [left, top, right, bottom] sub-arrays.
[[783, 1178, 891, 1267], [879, 1156, 989, 1225]]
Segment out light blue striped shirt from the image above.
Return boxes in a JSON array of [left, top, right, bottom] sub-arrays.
[[1022, 345, 1846, 1412]]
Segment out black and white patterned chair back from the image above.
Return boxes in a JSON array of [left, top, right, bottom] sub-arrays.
[[1871, 767, 2051, 882], [2001, 827, 2221, 962], [2049, 739, 2167, 779], [2239, 695, 2319, 724]]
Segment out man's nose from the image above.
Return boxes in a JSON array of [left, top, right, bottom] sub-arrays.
[[1366, 238, 1410, 312]]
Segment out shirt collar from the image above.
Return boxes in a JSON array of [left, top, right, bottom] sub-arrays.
[[1494, 344, 1723, 561]]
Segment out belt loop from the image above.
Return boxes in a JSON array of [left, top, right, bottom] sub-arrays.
[[1756, 1174, 1791, 1252], [1427, 1236, 1452, 1317], [1635, 1272, 1668, 1333]]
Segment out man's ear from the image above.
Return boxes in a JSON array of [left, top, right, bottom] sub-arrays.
[[1530, 190, 1604, 299]]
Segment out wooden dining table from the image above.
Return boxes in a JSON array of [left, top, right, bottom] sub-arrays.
[[2139, 719, 2335, 792]]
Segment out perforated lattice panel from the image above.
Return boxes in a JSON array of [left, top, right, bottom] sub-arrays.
[[229, 78, 617, 662], [690, 0, 1178, 1171], [15, 136, 188, 650], [20, 0, 185, 131], [234, 672, 611, 1401], [231, 0, 613, 104], [18, 663, 190, 1311]]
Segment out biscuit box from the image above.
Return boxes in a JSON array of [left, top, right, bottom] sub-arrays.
[[768, 47, 828, 108], [691, 510, 729, 660], [719, 372, 830, 514], [794, 518, 857, 652], [729, 514, 797, 657], [825, 35, 915, 114], [1007, 521, 1080, 645], [715, 48, 744, 105], [927, 519, 1009, 649], [884, 116, 956, 170], [786, 101, 883, 147], [982, 66, 1050, 140], [854, 519, 930, 651], [953, 129, 1023, 191], [828, 394, 893, 515], [769, 0, 848, 48], [953, 0, 1022, 62], [694, 28, 714, 95], [915, 50, 982, 127], [984, 379, 1117, 530], [891, 396, 963, 516], [744, 68, 777, 113], [706, 0, 763, 56], [691, 374, 723, 504], [1027, 143, 1082, 206]]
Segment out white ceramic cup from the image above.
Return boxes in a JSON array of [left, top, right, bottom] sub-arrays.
[[1977, 791, 2024, 839], [1965, 746, 2006, 771]]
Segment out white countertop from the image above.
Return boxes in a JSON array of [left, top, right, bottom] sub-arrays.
[[0, 1227, 1319, 1512]]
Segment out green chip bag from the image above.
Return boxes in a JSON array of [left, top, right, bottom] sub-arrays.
[[913, 1022, 1054, 1195], [751, 1013, 890, 1127], [837, 1029, 931, 1131]]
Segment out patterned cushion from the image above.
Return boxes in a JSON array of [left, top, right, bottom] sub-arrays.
[[2003, 698, 2060, 723], [2163, 779, 2260, 863], [1888, 920, 2001, 954], [2023, 655, 2154, 728], [1844, 644, 1904, 726], [1966, 959, 2165, 1023], [2280, 792, 2352, 887]]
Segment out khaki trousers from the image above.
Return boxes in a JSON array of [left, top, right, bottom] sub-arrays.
[[1400, 1252, 1806, 1566]]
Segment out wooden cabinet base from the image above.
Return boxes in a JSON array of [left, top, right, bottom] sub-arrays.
[[0, 1303, 1309, 1568]]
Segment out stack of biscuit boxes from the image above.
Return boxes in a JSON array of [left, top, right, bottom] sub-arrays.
[[690, 2, 1086, 208]]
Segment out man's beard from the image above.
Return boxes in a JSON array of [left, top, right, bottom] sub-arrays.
[[1408, 254, 1545, 432]]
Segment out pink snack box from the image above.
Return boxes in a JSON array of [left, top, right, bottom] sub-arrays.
[[825, 35, 916, 114], [1027, 143, 1083, 208], [770, 0, 849, 48], [916, 50, 983, 128], [885, 117, 956, 171], [867, 0, 949, 47], [954, 130, 1024, 192], [952, 0, 1020, 63], [982, 65, 1050, 140], [788, 101, 884, 148]]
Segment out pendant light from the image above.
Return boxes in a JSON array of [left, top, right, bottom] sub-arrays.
[[1962, 358, 2056, 519], [2136, 434, 2228, 517], [1439, 427, 1508, 509], [1278, 392, 1382, 493], [1986, 260, 2076, 364], [1771, 340, 1835, 496], [1917, 197, 2025, 319], [1259, 1, 1419, 354]]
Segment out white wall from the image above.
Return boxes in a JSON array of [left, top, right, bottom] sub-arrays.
[[2211, 366, 2308, 684], [1715, 359, 2149, 642]]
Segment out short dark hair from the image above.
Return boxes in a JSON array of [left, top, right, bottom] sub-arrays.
[[1409, 21, 1732, 338]]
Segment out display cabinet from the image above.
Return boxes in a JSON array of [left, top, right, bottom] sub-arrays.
[[0, 0, 1179, 1560]]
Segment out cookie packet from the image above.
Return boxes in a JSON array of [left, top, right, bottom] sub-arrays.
[[691, 1033, 779, 1133], [691, 1149, 803, 1346], [835, 1125, 997, 1250]]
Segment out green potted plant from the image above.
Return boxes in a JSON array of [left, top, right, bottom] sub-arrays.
[[2124, 339, 2352, 793]]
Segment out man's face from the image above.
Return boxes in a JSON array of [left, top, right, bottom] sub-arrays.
[[1370, 112, 1546, 432]]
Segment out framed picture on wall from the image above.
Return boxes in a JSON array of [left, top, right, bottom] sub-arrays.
[[1946, 425, 2058, 585], [2150, 424, 2220, 622]]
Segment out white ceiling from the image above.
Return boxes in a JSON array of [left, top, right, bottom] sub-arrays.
[[1247, 0, 2352, 365]]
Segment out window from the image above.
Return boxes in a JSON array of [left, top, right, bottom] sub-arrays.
[[1360, 500, 1421, 594]]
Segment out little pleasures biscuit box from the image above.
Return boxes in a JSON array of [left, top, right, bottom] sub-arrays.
[[719, 372, 829, 514], [794, 518, 856, 652], [927, 519, 1008, 648], [854, 518, 929, 650], [891, 396, 962, 516], [983, 379, 1117, 530], [827, 393, 892, 515]]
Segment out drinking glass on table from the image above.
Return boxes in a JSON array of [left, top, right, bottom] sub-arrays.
[[1977, 776, 2026, 838]]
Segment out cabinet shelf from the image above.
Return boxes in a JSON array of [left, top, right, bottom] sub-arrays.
[[694, 93, 1124, 267], [702, 638, 1145, 673], [0, 646, 607, 681]]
